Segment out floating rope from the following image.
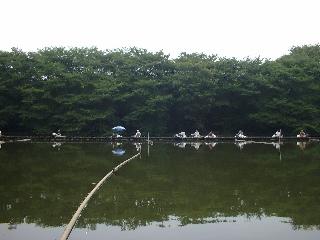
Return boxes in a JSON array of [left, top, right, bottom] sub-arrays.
[[61, 152, 141, 240]]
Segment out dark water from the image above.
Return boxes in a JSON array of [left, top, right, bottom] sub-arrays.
[[0, 140, 320, 240]]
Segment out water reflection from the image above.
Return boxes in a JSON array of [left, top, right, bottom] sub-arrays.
[[190, 142, 202, 150], [173, 142, 187, 148], [233, 140, 285, 151], [111, 142, 142, 155], [272, 141, 282, 150], [234, 140, 252, 149], [8, 223, 17, 230], [111, 142, 122, 148], [112, 148, 126, 156], [173, 142, 217, 149], [173, 140, 310, 153], [0, 142, 320, 240], [297, 141, 309, 149], [205, 142, 217, 149], [133, 142, 142, 152], [110, 142, 126, 156], [52, 142, 62, 149]]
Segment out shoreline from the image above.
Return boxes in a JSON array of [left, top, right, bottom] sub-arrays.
[[0, 135, 315, 142]]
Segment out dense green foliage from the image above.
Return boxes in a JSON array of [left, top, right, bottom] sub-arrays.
[[1, 45, 320, 135]]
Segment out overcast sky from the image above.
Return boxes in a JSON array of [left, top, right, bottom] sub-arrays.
[[1, 0, 319, 59]]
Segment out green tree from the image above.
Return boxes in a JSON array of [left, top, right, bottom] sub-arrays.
[[250, 44, 320, 134], [108, 48, 175, 135], [0, 48, 34, 133], [171, 52, 219, 133]]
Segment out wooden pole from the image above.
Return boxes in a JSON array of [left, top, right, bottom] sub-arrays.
[[61, 152, 140, 240]]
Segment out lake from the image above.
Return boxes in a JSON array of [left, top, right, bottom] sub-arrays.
[[0, 140, 320, 240]]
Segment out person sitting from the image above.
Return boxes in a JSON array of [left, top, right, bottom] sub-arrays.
[[191, 130, 200, 138], [235, 130, 246, 139], [297, 130, 308, 137], [174, 132, 187, 139], [52, 129, 65, 138], [134, 130, 141, 138], [272, 130, 282, 138], [205, 131, 216, 138], [112, 132, 122, 138]]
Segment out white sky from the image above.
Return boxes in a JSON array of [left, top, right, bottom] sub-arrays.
[[1, 0, 319, 60]]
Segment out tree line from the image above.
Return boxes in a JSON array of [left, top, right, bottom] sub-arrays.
[[0, 44, 319, 136]]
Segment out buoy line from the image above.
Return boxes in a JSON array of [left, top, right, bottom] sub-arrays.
[[61, 152, 141, 240]]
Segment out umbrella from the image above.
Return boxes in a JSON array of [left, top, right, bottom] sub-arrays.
[[112, 148, 126, 156], [112, 126, 126, 131]]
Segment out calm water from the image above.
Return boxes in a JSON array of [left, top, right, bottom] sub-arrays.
[[0, 140, 320, 240]]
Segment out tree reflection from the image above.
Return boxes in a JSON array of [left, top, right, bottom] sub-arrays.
[[1, 142, 320, 231]]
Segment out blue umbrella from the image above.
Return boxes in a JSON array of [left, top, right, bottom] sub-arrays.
[[112, 148, 126, 156], [112, 126, 126, 131]]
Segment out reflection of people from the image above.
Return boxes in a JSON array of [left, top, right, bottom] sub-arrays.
[[207, 142, 217, 149], [235, 141, 243, 150], [191, 142, 202, 149], [112, 142, 122, 149], [134, 130, 141, 138], [134, 142, 142, 152], [272, 142, 282, 150], [297, 141, 308, 149], [174, 142, 187, 148], [52, 142, 62, 150]]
